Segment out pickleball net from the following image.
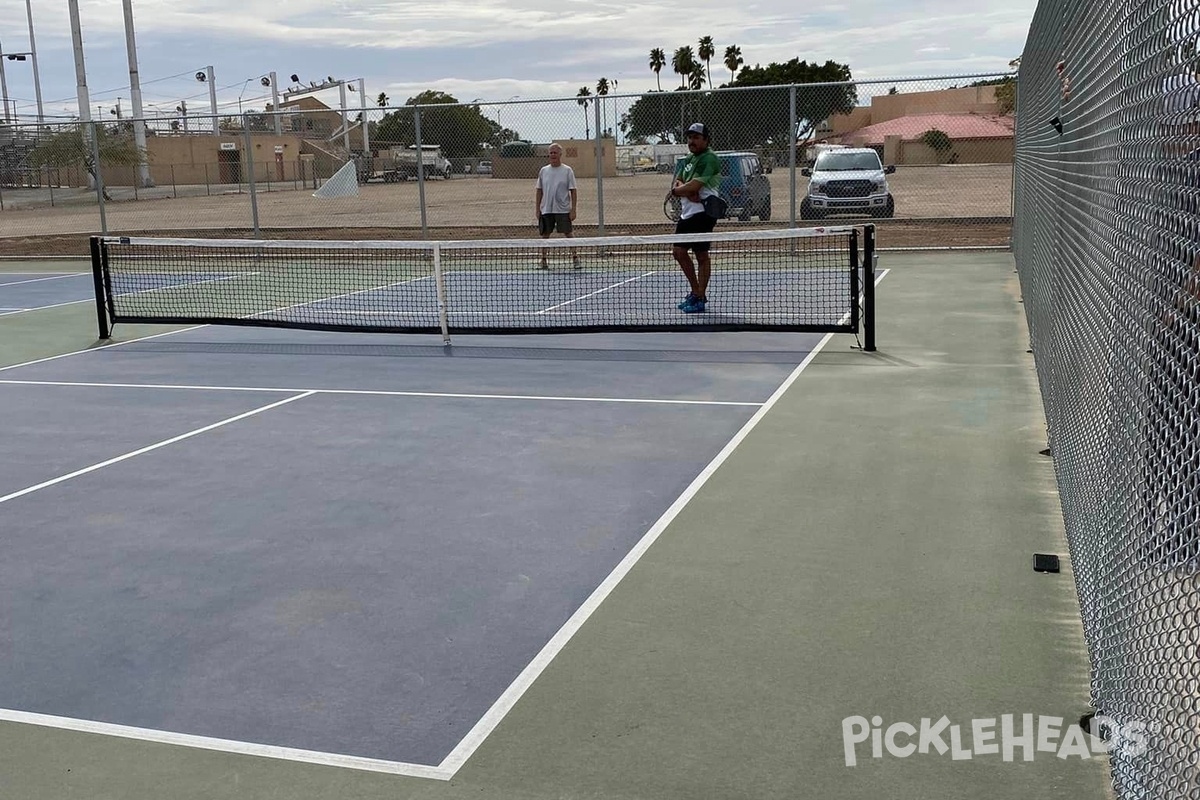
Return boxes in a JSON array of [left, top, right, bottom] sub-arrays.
[[90, 225, 875, 345]]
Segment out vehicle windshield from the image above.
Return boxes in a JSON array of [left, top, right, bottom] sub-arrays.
[[814, 152, 882, 171]]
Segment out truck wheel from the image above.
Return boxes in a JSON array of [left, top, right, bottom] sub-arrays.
[[758, 202, 771, 222]]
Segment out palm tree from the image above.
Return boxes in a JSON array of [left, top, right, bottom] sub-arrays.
[[698, 36, 715, 89], [672, 46, 696, 89], [649, 48, 666, 91], [596, 78, 610, 141], [377, 92, 390, 108], [723, 45, 743, 84], [576, 86, 592, 139], [688, 63, 706, 91]]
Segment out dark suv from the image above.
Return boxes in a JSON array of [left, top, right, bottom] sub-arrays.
[[716, 151, 772, 221], [671, 151, 773, 221]]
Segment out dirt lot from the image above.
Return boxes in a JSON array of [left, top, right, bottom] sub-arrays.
[[0, 164, 1012, 256]]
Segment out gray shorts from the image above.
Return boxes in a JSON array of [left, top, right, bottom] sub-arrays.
[[539, 213, 573, 235]]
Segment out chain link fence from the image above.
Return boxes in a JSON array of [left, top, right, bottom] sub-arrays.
[[1014, 0, 1200, 797], [1, 73, 1015, 255]]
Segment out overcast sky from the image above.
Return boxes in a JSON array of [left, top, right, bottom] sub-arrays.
[[0, 0, 1032, 130]]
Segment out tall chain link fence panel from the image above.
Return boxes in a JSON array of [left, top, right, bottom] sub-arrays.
[[1014, 0, 1200, 797], [2, 73, 1015, 255]]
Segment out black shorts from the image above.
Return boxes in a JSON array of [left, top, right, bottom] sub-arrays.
[[673, 213, 717, 252], [539, 213, 573, 235]]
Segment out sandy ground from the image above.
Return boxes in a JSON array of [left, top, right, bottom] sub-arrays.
[[0, 164, 1013, 255]]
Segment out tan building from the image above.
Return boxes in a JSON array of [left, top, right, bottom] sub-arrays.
[[836, 113, 1015, 165], [820, 85, 1014, 165], [74, 96, 365, 188]]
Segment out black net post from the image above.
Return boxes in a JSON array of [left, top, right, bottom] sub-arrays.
[[863, 224, 876, 351], [89, 236, 111, 339]]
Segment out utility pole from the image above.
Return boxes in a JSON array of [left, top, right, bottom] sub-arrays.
[[121, 0, 153, 185], [25, 0, 44, 125]]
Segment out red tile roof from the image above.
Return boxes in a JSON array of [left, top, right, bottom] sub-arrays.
[[838, 113, 1015, 145]]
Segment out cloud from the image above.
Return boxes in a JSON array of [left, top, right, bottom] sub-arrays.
[[0, 0, 1032, 120]]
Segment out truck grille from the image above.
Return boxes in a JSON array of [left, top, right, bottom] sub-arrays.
[[825, 180, 874, 198]]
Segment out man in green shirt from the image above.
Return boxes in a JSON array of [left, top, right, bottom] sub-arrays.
[[669, 122, 721, 313]]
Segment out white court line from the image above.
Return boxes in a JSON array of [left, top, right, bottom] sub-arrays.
[[0, 299, 92, 316], [0, 325, 208, 375], [0, 391, 313, 508], [0, 274, 259, 319], [435, 267, 890, 777], [248, 274, 436, 319], [0, 709, 448, 780], [0, 379, 763, 408], [0, 272, 88, 287], [117, 271, 259, 299], [536, 272, 657, 314]]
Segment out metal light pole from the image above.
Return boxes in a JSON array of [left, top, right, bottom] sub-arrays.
[[358, 77, 368, 156], [0, 46, 41, 124], [198, 66, 217, 135], [24, 0, 44, 125], [271, 71, 281, 135], [338, 81, 350, 153], [121, 0, 153, 186], [67, 0, 95, 187], [0, 38, 11, 124]]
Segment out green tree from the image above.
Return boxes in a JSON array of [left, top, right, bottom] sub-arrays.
[[624, 56, 856, 150], [28, 125, 146, 200], [920, 128, 953, 161], [373, 91, 516, 158], [672, 46, 696, 89], [624, 90, 687, 143], [723, 45, 743, 84], [596, 78, 611, 142], [377, 92, 389, 108], [698, 36, 715, 88], [688, 63, 706, 90], [649, 48, 666, 91], [576, 86, 592, 139]]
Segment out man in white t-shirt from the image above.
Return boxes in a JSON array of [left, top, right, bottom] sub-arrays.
[[534, 143, 579, 268]]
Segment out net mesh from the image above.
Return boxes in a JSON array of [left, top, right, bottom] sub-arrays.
[[95, 226, 871, 336], [1014, 0, 1200, 795]]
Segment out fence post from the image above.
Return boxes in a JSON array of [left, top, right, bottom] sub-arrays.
[[595, 98, 605, 235], [244, 117, 260, 237], [415, 107, 428, 239], [789, 84, 797, 227]]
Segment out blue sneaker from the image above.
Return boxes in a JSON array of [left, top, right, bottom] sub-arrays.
[[681, 297, 706, 314], [677, 292, 697, 309]]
